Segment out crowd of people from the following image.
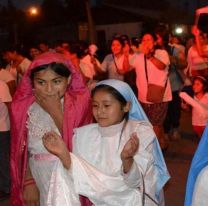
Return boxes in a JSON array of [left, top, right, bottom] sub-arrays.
[[0, 9, 208, 206]]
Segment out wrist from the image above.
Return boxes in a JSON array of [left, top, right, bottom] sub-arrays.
[[121, 156, 134, 162], [23, 178, 36, 188]]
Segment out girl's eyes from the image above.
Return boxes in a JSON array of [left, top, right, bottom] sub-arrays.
[[92, 104, 111, 108], [37, 80, 45, 85], [104, 104, 110, 107], [53, 79, 62, 84]]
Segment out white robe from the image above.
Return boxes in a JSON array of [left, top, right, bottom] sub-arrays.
[[72, 120, 167, 205]]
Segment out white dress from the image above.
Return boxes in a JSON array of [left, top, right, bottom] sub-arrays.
[[27, 102, 80, 206], [73, 120, 167, 206]]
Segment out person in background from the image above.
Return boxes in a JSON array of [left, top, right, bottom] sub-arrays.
[[188, 25, 208, 78], [130, 32, 172, 150], [29, 45, 41, 60], [38, 40, 52, 53], [3, 45, 31, 85], [181, 76, 208, 139], [0, 57, 16, 96], [0, 80, 12, 201], [99, 36, 129, 81], [155, 25, 187, 141]]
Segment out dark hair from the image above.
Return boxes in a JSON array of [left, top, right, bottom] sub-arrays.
[[30, 62, 71, 80], [120, 34, 130, 46], [131, 37, 140, 48], [193, 75, 208, 92], [111, 36, 125, 48], [91, 84, 129, 120]]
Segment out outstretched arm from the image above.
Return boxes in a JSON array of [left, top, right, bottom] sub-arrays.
[[42, 132, 71, 169]]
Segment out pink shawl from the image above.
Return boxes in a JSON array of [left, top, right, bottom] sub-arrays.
[[10, 52, 92, 205]]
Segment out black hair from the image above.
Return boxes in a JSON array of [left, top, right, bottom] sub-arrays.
[[120, 34, 131, 46], [131, 37, 140, 48], [30, 62, 71, 80], [2, 44, 27, 56], [111, 36, 125, 48], [193, 75, 208, 92], [91, 84, 129, 120]]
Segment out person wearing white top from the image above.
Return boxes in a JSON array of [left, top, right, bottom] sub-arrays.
[[43, 79, 170, 206], [130, 33, 172, 150]]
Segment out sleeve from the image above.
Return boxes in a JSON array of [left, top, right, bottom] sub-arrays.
[[47, 154, 142, 206], [0, 81, 12, 103], [121, 122, 169, 203], [155, 49, 170, 66], [100, 56, 109, 72]]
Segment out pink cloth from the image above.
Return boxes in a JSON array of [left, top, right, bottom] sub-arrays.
[[10, 52, 92, 206]]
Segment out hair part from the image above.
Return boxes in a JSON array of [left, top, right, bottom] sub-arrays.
[[30, 62, 71, 80]]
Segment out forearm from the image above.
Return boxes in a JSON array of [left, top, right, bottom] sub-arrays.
[[122, 157, 134, 174], [59, 152, 71, 170]]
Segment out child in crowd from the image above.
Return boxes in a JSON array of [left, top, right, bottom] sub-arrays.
[[0, 80, 12, 201], [181, 76, 208, 139], [10, 52, 92, 206], [43, 79, 170, 206]]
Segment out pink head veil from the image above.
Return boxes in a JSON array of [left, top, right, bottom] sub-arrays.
[[10, 52, 92, 205]]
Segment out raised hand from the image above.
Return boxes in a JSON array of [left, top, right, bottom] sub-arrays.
[[43, 132, 71, 169], [35, 91, 64, 132], [35, 91, 62, 117], [121, 132, 139, 161]]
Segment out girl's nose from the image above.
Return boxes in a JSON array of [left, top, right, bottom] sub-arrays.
[[46, 83, 52, 93]]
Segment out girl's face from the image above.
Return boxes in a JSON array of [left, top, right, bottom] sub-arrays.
[[92, 90, 130, 127], [33, 68, 70, 98], [30, 48, 40, 60], [141, 34, 155, 50], [193, 79, 204, 94], [111, 40, 123, 56]]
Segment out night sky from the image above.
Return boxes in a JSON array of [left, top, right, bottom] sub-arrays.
[[0, 0, 97, 8], [1, 0, 44, 8]]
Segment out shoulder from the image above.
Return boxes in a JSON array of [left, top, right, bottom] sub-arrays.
[[103, 54, 113, 61], [73, 123, 99, 153], [73, 123, 99, 143], [126, 120, 155, 146], [155, 49, 169, 56]]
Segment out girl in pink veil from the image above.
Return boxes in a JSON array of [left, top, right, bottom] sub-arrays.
[[10, 52, 92, 206]]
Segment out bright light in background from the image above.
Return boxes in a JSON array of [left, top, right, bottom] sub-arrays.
[[175, 27, 183, 34], [29, 7, 39, 16]]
